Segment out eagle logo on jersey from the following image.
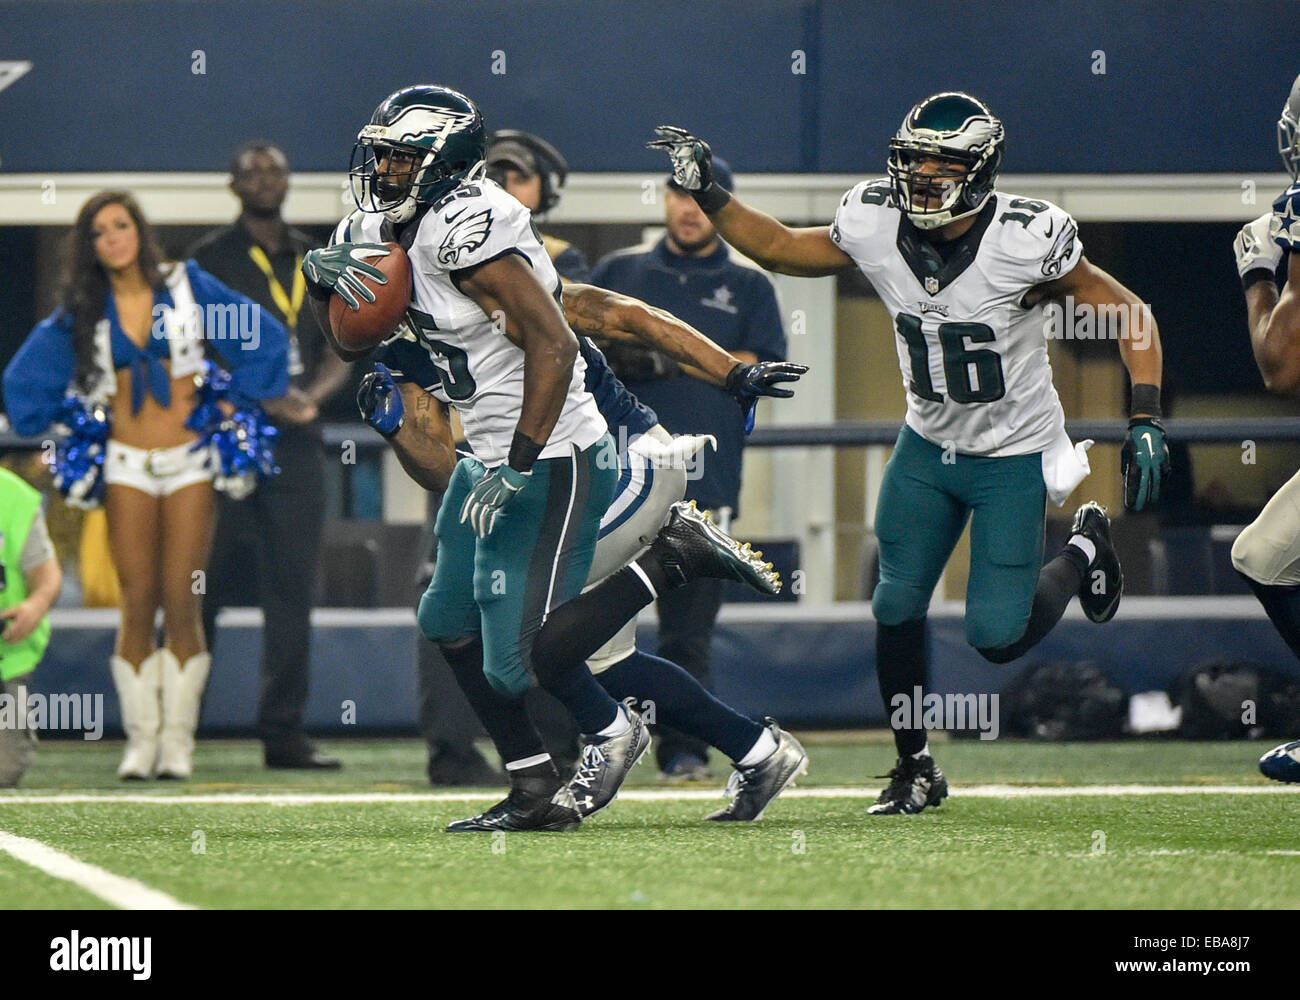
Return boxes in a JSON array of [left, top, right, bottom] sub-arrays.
[[437, 208, 494, 267], [1040, 219, 1078, 278]]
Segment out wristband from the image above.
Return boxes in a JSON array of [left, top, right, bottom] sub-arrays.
[[1242, 268, 1278, 293], [1129, 383, 1162, 418], [508, 431, 543, 474], [692, 182, 732, 215]]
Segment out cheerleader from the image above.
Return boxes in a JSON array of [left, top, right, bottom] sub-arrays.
[[3, 191, 289, 779]]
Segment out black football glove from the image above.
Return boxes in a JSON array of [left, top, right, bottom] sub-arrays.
[[1121, 416, 1171, 511], [725, 361, 809, 434]]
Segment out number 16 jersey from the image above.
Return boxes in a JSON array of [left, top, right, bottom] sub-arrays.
[[831, 179, 1083, 457]]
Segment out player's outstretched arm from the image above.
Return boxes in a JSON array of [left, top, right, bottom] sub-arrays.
[[563, 282, 738, 383], [1245, 255, 1300, 396], [710, 200, 855, 278], [457, 254, 576, 452], [648, 125, 852, 277]]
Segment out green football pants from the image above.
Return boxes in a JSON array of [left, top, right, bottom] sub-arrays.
[[872, 425, 1047, 650], [418, 435, 617, 697]]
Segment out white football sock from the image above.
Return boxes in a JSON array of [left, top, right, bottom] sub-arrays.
[[505, 753, 552, 772], [1068, 535, 1096, 566], [737, 728, 778, 767], [596, 705, 631, 738]]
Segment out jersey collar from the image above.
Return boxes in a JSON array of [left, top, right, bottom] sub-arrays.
[[895, 198, 996, 296]]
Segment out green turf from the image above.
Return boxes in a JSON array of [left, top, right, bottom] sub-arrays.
[[1, 736, 1296, 909]]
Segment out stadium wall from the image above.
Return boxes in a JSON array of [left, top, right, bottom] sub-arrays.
[[27, 602, 1300, 733], [0, 0, 1294, 175]]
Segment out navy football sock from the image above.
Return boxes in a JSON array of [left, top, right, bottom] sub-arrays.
[[876, 618, 929, 758], [597, 650, 763, 763], [1242, 576, 1300, 662], [531, 645, 622, 735], [439, 637, 552, 772], [977, 548, 1086, 665]]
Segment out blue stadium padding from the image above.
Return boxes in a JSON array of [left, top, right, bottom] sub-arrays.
[[0, 1, 1294, 174], [25, 601, 1300, 733]]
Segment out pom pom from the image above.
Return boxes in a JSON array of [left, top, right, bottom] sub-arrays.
[[52, 394, 111, 509], [186, 361, 280, 498]]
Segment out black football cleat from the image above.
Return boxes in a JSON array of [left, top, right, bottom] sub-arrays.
[[646, 501, 781, 595], [445, 772, 582, 832], [1071, 501, 1124, 623], [706, 720, 808, 822], [866, 754, 949, 815], [568, 707, 651, 819]]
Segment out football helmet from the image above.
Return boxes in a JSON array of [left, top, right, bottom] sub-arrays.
[[485, 130, 569, 216], [350, 84, 487, 224], [1278, 73, 1300, 180], [887, 92, 1005, 230]]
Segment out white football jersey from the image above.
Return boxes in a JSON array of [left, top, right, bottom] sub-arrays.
[[832, 179, 1083, 457], [333, 178, 606, 466]]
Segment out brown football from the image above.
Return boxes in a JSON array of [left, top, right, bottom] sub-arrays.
[[329, 242, 413, 352]]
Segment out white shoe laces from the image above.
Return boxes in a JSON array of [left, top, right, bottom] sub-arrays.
[[572, 743, 607, 789]]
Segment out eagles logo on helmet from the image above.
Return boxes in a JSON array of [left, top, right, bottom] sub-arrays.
[[350, 84, 488, 224], [887, 91, 1006, 230]]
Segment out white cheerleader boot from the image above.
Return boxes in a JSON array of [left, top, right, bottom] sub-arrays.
[[110, 653, 162, 779], [156, 650, 210, 780]]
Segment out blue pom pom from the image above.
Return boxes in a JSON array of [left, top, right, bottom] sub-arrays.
[[186, 362, 280, 491], [53, 394, 110, 506]]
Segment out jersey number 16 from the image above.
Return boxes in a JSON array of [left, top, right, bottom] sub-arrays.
[[895, 313, 1006, 405]]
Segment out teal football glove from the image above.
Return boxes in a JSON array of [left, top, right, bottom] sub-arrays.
[[302, 243, 390, 311], [460, 463, 531, 538], [1121, 417, 1171, 511]]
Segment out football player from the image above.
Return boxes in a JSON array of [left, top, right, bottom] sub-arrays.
[[1231, 71, 1300, 784], [304, 85, 800, 829], [651, 92, 1169, 813]]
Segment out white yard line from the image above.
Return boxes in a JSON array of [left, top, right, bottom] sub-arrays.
[[0, 829, 196, 910], [0, 784, 1295, 806]]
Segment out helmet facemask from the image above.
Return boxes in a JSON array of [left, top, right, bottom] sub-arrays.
[[351, 139, 430, 223], [887, 92, 1005, 230], [1278, 104, 1300, 182], [349, 140, 485, 224]]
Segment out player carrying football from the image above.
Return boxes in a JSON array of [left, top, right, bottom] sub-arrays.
[[651, 92, 1170, 813], [1231, 71, 1300, 784], [303, 85, 800, 829]]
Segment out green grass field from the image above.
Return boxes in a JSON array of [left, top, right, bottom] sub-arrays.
[[2, 735, 1297, 909]]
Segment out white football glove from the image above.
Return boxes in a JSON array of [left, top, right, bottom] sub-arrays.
[[1234, 212, 1283, 280]]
